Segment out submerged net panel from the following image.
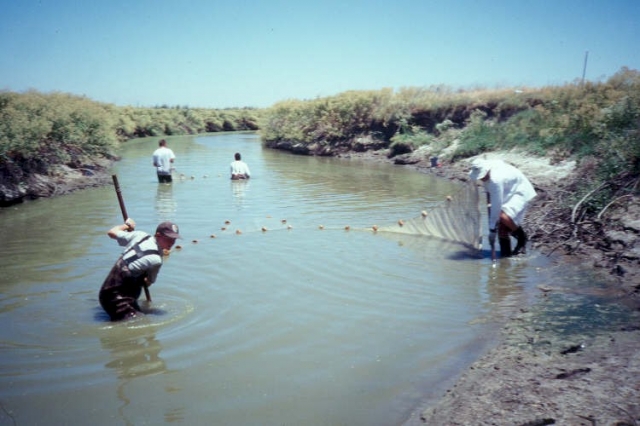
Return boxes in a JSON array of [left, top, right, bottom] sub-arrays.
[[378, 181, 483, 250]]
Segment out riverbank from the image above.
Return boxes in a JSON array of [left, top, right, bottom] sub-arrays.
[[0, 155, 114, 207], [339, 148, 640, 425]]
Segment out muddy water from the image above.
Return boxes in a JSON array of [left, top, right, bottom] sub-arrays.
[[1, 133, 558, 425]]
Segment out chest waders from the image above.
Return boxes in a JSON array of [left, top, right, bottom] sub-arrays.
[[99, 236, 161, 321]]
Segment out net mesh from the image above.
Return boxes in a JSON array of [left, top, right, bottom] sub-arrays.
[[378, 181, 483, 251]]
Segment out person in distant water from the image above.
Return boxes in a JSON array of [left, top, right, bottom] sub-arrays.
[[230, 152, 251, 180], [469, 158, 536, 257], [152, 139, 176, 183], [99, 219, 181, 321]]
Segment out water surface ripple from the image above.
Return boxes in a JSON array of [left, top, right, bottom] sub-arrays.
[[1, 133, 561, 425]]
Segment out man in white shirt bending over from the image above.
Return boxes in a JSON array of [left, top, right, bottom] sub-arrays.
[[469, 158, 537, 257]]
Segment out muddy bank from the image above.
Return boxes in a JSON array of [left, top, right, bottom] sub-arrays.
[[415, 296, 640, 425], [337, 148, 640, 425]]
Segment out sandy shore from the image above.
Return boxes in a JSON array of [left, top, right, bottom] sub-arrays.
[[341, 149, 640, 425]]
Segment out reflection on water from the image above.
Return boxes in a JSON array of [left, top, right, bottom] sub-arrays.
[[101, 325, 169, 425], [486, 257, 531, 310], [102, 326, 167, 380], [0, 133, 630, 426], [155, 183, 177, 221], [99, 322, 189, 425], [231, 179, 249, 210]]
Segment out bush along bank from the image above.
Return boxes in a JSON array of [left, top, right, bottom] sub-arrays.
[[260, 68, 640, 186]]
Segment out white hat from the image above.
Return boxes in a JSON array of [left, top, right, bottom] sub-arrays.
[[468, 159, 491, 181]]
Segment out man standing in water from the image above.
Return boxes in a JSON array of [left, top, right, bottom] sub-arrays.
[[99, 218, 180, 321], [230, 152, 251, 180], [152, 139, 175, 183], [469, 158, 536, 257]]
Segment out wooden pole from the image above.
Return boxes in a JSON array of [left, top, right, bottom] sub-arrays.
[[112, 174, 152, 302]]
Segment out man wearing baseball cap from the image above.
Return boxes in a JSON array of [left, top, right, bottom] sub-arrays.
[[99, 218, 181, 321], [469, 158, 536, 257]]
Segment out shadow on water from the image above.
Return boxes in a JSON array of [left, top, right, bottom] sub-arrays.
[[447, 248, 485, 260], [93, 306, 112, 322], [139, 302, 169, 316], [92, 304, 169, 323]]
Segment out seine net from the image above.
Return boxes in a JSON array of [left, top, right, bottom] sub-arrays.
[[378, 181, 483, 251]]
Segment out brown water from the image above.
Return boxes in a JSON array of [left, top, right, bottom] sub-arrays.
[[0, 133, 562, 425]]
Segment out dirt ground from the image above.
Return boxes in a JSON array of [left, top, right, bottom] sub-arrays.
[[341, 149, 640, 426]]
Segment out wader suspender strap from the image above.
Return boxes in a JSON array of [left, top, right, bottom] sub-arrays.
[[123, 235, 161, 266]]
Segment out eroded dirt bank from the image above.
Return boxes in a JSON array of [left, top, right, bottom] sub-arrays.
[[0, 156, 114, 207]]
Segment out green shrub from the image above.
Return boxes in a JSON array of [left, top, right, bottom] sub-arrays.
[[452, 110, 501, 158], [0, 91, 117, 172]]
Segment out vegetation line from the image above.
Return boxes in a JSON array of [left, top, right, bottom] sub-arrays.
[[1, 67, 638, 214]]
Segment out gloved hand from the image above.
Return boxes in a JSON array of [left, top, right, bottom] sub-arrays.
[[488, 229, 496, 247]]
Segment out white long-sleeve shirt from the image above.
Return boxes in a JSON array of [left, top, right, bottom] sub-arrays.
[[483, 160, 536, 228]]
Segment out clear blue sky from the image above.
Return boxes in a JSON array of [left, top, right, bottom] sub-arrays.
[[1, 0, 638, 108]]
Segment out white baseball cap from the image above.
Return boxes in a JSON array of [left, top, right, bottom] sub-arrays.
[[468, 159, 491, 181]]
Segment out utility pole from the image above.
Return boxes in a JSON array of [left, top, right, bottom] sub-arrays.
[[581, 50, 589, 86]]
